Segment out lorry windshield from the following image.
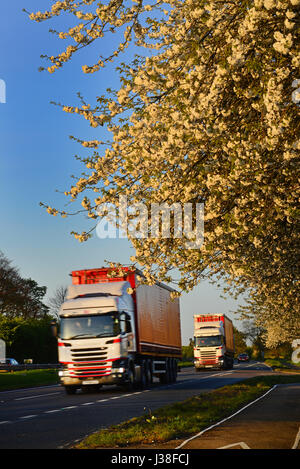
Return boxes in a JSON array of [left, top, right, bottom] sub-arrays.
[[60, 312, 120, 340], [194, 335, 223, 347]]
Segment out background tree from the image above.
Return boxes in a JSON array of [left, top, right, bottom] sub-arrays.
[[47, 285, 68, 319], [0, 316, 58, 363], [28, 0, 300, 347], [0, 251, 22, 317], [182, 338, 194, 362], [233, 326, 248, 357], [241, 319, 265, 359], [0, 251, 48, 319], [0, 315, 22, 350]]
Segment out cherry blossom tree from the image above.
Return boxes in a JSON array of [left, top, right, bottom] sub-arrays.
[[28, 0, 300, 346]]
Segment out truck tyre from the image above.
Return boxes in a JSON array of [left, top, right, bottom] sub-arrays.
[[169, 359, 176, 383], [142, 360, 152, 387], [128, 367, 135, 390], [173, 359, 178, 382], [159, 373, 167, 384], [140, 361, 147, 389], [146, 359, 153, 385], [159, 359, 171, 384], [65, 386, 77, 395], [122, 365, 135, 391]]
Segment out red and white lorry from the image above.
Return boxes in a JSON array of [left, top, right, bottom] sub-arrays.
[[56, 267, 182, 394], [193, 314, 234, 370]]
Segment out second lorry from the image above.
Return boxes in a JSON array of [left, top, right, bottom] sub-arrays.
[[55, 267, 182, 394], [193, 314, 234, 370]]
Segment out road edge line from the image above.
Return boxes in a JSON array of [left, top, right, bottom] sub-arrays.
[[292, 426, 300, 449], [175, 384, 278, 449]]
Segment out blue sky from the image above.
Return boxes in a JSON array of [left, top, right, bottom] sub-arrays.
[[0, 1, 245, 344]]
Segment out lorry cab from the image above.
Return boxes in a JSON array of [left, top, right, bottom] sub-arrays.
[[57, 281, 137, 393]]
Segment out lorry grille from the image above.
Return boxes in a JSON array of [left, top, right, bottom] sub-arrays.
[[200, 350, 216, 360], [71, 347, 107, 360], [68, 347, 111, 378]]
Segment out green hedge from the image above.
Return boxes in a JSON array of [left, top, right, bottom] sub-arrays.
[[0, 315, 57, 364]]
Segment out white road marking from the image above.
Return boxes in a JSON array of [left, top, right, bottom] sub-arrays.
[[292, 426, 300, 449], [43, 391, 152, 414], [20, 415, 37, 420], [0, 384, 60, 395], [218, 441, 250, 449], [15, 392, 60, 401], [214, 372, 234, 377]]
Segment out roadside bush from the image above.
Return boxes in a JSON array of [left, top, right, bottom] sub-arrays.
[[0, 315, 57, 363]]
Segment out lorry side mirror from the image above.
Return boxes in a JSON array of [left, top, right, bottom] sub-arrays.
[[123, 313, 132, 333], [50, 321, 58, 338], [126, 318, 132, 333]]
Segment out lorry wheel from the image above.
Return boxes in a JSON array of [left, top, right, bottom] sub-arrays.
[[122, 366, 135, 391], [140, 361, 147, 388], [169, 359, 174, 383], [171, 359, 177, 382], [159, 359, 171, 384], [146, 360, 153, 385], [142, 360, 152, 386], [128, 368, 135, 390], [65, 386, 77, 395], [159, 374, 167, 384], [168, 359, 177, 383]]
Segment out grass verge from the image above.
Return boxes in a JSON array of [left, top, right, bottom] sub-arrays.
[[264, 358, 300, 372], [0, 369, 59, 391], [75, 374, 300, 449]]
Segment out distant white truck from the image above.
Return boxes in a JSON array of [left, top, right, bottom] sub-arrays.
[[193, 314, 234, 370]]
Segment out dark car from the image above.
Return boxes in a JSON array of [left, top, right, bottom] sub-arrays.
[[237, 353, 249, 363]]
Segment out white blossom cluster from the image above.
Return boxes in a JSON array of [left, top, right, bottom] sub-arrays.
[[30, 0, 300, 347]]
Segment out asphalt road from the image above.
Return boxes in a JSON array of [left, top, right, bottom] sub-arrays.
[[0, 361, 275, 449]]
